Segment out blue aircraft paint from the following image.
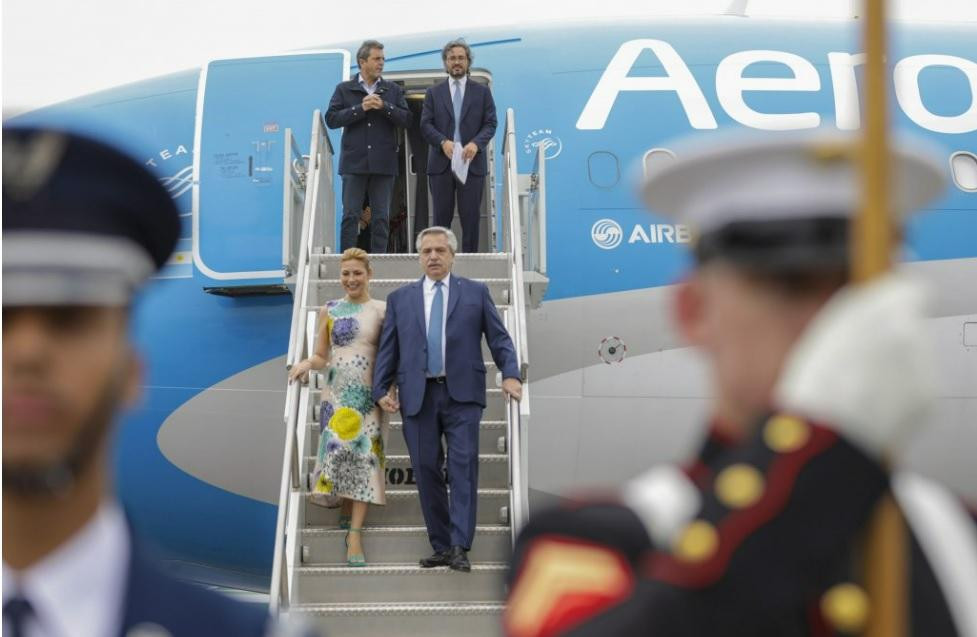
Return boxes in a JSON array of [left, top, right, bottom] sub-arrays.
[[197, 52, 347, 279]]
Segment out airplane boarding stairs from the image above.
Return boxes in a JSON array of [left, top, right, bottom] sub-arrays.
[[270, 109, 546, 635]]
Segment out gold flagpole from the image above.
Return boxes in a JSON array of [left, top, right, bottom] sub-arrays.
[[857, 1, 908, 636], [853, 0, 892, 282]]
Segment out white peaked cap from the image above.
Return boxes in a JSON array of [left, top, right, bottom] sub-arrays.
[[642, 130, 947, 234]]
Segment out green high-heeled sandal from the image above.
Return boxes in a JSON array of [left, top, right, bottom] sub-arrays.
[[337, 514, 351, 530], [345, 528, 366, 567]]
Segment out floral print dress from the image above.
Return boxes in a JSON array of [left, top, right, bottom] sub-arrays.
[[311, 298, 388, 506]]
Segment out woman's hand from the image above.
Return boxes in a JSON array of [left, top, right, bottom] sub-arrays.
[[288, 359, 314, 384]]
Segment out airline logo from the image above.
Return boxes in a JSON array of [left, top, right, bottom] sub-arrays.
[[592, 219, 624, 249], [523, 128, 564, 159], [592, 218, 693, 249], [161, 165, 193, 199], [578, 39, 977, 134]]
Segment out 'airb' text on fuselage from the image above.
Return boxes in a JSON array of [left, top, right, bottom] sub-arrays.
[[577, 39, 977, 134]]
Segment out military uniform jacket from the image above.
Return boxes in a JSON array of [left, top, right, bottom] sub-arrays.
[[325, 77, 411, 176], [121, 543, 270, 637], [505, 415, 975, 637]]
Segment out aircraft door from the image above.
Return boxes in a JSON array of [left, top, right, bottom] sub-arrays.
[[194, 51, 349, 283]]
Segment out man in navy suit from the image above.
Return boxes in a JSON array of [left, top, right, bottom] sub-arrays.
[[373, 227, 522, 572], [326, 39, 411, 253], [2, 127, 294, 637], [420, 40, 498, 253]]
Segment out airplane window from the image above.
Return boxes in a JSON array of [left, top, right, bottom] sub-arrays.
[[950, 151, 977, 192], [643, 148, 676, 179], [587, 151, 620, 189]]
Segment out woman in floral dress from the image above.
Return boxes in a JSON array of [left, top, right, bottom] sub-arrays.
[[288, 248, 392, 566]]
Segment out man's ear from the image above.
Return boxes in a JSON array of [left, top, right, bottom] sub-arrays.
[[672, 276, 706, 346]]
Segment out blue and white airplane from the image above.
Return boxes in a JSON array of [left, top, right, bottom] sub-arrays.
[[11, 14, 977, 591]]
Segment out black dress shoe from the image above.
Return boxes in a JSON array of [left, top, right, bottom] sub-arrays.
[[419, 550, 451, 568], [448, 545, 471, 572]]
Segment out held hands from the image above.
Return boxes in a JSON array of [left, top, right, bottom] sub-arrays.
[[441, 140, 455, 158], [378, 388, 400, 413], [361, 94, 383, 111], [502, 378, 523, 401], [774, 273, 936, 461]]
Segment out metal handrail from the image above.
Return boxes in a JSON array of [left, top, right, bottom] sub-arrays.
[[282, 128, 308, 282], [271, 109, 330, 612], [531, 144, 547, 275], [284, 111, 325, 370], [502, 108, 531, 537]]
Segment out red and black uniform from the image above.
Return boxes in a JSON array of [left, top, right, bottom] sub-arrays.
[[505, 413, 962, 637]]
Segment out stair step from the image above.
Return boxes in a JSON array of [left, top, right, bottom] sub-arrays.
[[307, 419, 507, 456], [308, 388, 510, 421], [304, 305, 512, 325], [294, 563, 508, 604], [302, 454, 509, 490], [299, 525, 511, 565], [290, 601, 504, 636], [311, 252, 510, 279], [310, 278, 511, 306], [304, 488, 511, 527]]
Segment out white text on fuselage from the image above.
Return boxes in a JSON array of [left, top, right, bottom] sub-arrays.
[[145, 144, 191, 168], [577, 39, 977, 134], [629, 224, 692, 244]]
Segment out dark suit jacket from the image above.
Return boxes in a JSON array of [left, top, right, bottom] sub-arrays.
[[420, 78, 497, 177], [325, 77, 410, 176], [372, 274, 519, 417], [120, 541, 270, 637]]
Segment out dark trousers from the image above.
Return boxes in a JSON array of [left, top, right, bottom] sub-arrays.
[[429, 172, 485, 253], [341, 174, 393, 252], [402, 379, 482, 551]]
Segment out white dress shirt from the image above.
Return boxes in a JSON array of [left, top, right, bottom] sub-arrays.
[[3, 501, 131, 637], [423, 273, 450, 375], [358, 73, 380, 95]]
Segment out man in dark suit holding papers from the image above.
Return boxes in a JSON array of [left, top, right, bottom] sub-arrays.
[[420, 39, 498, 253]]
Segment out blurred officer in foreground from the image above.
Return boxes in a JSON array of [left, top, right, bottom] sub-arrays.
[[1, 127, 294, 637], [505, 133, 977, 636]]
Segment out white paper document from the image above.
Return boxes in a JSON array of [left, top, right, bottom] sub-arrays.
[[451, 144, 469, 185]]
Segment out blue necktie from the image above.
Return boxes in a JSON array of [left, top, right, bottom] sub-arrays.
[[452, 80, 463, 143], [4, 597, 33, 637], [427, 281, 444, 376]]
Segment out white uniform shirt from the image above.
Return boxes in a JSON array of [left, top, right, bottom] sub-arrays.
[[423, 273, 450, 375], [3, 501, 131, 637]]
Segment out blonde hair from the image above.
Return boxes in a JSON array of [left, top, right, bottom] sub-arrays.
[[340, 247, 372, 273]]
